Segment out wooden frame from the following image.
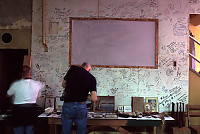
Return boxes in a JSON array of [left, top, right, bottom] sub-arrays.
[[144, 103, 152, 113], [93, 96, 115, 112], [55, 97, 63, 111], [45, 97, 55, 108], [145, 97, 158, 112], [132, 97, 144, 112], [117, 105, 124, 112], [187, 104, 200, 133], [124, 105, 132, 113], [69, 17, 158, 68]]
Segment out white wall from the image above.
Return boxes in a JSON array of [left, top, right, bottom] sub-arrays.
[[32, 0, 199, 112]]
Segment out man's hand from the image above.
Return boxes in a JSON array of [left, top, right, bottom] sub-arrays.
[[87, 91, 97, 102]]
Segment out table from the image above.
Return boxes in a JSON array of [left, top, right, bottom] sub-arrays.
[[38, 113, 174, 134]]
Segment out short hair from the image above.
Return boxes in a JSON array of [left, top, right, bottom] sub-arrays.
[[21, 65, 32, 78], [81, 62, 90, 68]]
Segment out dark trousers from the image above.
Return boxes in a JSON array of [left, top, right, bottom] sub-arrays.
[[12, 103, 37, 127]]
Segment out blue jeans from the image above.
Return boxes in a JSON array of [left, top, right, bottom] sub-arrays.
[[14, 125, 34, 134], [61, 102, 87, 134]]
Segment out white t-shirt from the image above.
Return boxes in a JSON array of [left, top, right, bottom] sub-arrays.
[[7, 79, 45, 104]]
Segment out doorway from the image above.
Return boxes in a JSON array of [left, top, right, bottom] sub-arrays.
[[0, 49, 28, 114]]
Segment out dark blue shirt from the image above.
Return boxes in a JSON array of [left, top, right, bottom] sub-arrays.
[[63, 65, 97, 102]]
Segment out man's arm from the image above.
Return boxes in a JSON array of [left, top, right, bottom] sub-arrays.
[[6, 87, 13, 97], [6, 94, 11, 97], [87, 91, 97, 102], [62, 66, 74, 89], [62, 80, 66, 88]]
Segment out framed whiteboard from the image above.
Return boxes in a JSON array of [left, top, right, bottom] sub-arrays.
[[69, 17, 158, 68]]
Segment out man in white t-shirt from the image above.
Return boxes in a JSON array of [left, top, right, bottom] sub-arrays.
[[7, 66, 45, 134]]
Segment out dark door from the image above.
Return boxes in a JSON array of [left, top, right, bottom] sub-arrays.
[[0, 49, 28, 114]]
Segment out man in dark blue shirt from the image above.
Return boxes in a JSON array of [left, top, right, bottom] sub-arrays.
[[61, 62, 97, 134]]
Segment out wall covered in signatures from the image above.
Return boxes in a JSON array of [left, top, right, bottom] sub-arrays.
[[31, 0, 198, 112]]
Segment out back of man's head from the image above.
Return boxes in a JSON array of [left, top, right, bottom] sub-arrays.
[[21, 65, 32, 78], [81, 62, 91, 72]]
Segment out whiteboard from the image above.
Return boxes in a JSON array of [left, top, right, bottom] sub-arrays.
[[69, 18, 158, 68]]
